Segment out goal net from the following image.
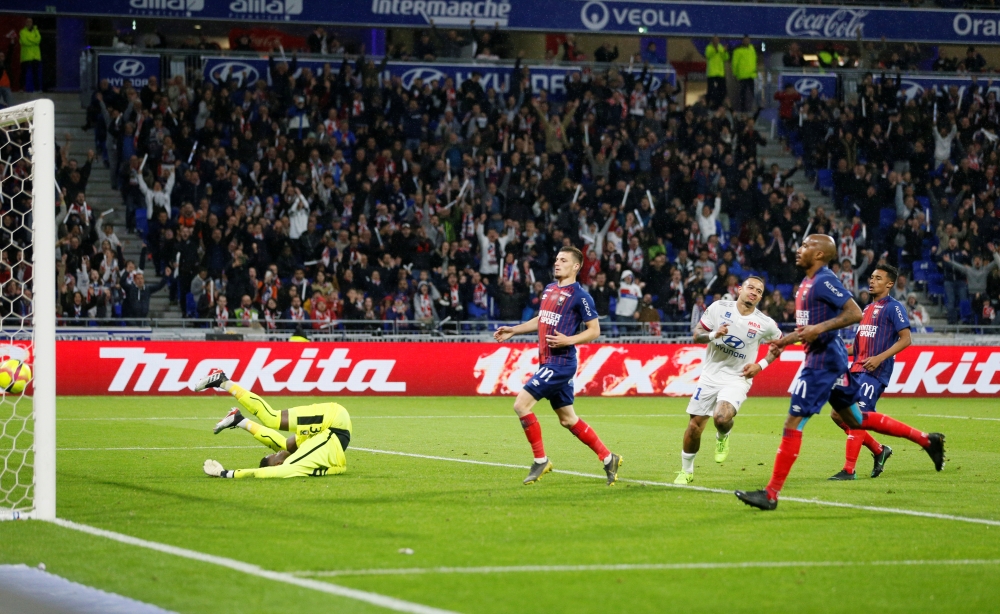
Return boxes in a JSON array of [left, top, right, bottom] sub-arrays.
[[0, 99, 55, 521]]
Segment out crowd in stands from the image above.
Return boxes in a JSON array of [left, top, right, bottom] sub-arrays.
[[777, 68, 1000, 327], [40, 28, 1000, 333]]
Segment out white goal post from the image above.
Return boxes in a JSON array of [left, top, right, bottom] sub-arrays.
[[0, 99, 56, 521]]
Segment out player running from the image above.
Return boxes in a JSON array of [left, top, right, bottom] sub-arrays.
[[195, 370, 352, 479], [493, 246, 623, 486], [674, 275, 782, 484], [828, 263, 943, 481], [735, 236, 945, 511]]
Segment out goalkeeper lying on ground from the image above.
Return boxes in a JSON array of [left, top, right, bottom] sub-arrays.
[[195, 369, 352, 478]]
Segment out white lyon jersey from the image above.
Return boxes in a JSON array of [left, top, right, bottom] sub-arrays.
[[697, 300, 782, 388]]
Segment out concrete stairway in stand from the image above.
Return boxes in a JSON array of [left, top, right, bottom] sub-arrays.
[[11, 91, 181, 321]]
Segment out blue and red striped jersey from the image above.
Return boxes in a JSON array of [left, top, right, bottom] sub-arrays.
[[537, 282, 598, 367], [795, 266, 851, 372], [851, 296, 910, 386]]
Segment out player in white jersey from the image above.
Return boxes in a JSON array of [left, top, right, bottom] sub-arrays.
[[675, 275, 783, 484]]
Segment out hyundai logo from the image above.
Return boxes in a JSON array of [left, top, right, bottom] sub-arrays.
[[113, 59, 147, 78], [580, 1, 610, 31], [899, 80, 925, 101], [400, 67, 448, 90], [794, 77, 824, 95], [209, 61, 260, 87], [722, 335, 745, 350]]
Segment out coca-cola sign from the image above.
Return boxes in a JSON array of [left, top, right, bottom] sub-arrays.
[[54, 342, 1000, 397], [785, 8, 867, 38]]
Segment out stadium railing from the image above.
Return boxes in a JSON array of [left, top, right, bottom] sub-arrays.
[[6, 320, 999, 343]]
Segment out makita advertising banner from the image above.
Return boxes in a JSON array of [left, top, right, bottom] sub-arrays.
[[11, 1, 1000, 43], [777, 73, 838, 99], [201, 56, 675, 101], [97, 54, 161, 89], [53, 341, 1000, 397]]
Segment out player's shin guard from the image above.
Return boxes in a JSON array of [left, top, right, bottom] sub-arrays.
[[229, 383, 281, 429], [861, 412, 930, 447], [844, 430, 866, 473], [244, 421, 287, 452], [765, 429, 803, 500], [519, 413, 546, 462], [568, 419, 611, 462]]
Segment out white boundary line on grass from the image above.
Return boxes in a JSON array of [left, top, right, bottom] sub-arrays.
[[58, 445, 257, 451], [352, 447, 1000, 527], [292, 558, 1000, 577], [48, 518, 460, 614], [55, 414, 792, 421], [916, 414, 1000, 422]]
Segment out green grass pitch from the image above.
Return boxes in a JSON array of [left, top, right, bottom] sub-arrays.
[[2, 395, 999, 613]]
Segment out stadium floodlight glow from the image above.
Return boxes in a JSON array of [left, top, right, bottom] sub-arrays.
[[0, 99, 56, 521]]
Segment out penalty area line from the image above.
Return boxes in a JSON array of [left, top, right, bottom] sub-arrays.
[[353, 448, 1000, 528], [47, 518, 460, 614], [292, 558, 1000, 578]]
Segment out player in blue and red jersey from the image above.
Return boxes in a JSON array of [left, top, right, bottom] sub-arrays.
[[827, 263, 946, 481], [494, 246, 623, 486], [736, 237, 946, 511]]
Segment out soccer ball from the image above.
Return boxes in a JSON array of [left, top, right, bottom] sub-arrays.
[[0, 359, 31, 394]]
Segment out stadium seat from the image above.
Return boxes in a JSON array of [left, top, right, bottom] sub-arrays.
[[879, 208, 897, 229], [916, 196, 931, 211], [816, 169, 833, 195], [912, 261, 933, 286], [185, 293, 197, 318], [776, 284, 794, 300], [927, 281, 945, 303], [959, 299, 974, 323], [135, 207, 149, 239]]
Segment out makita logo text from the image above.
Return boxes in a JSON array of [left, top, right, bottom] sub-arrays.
[[539, 310, 562, 326], [371, 0, 511, 26], [99, 347, 405, 393], [858, 324, 878, 338], [785, 8, 867, 38]]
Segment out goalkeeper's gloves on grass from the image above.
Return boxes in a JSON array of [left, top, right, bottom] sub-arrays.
[[204, 459, 234, 478]]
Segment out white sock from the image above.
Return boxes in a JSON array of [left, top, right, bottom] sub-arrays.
[[534, 456, 547, 464], [717, 431, 729, 440], [602, 454, 613, 465], [239, 419, 253, 432], [221, 379, 234, 392], [681, 452, 696, 474]]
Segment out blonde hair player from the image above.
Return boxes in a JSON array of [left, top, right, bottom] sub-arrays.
[[675, 275, 782, 484], [195, 369, 352, 479]]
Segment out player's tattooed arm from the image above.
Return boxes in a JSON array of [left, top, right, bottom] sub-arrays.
[[494, 316, 540, 342], [742, 342, 782, 378], [693, 322, 728, 344]]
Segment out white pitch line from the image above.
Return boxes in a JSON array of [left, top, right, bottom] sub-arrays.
[[352, 447, 1000, 527], [56, 414, 793, 421], [49, 518, 459, 614], [293, 558, 1000, 578], [917, 414, 1000, 422], [59, 445, 257, 452]]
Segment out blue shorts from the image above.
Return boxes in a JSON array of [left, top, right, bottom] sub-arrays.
[[829, 371, 886, 412], [523, 363, 576, 410], [788, 367, 843, 417]]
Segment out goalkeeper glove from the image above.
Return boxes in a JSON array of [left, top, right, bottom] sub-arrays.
[[203, 459, 233, 478]]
